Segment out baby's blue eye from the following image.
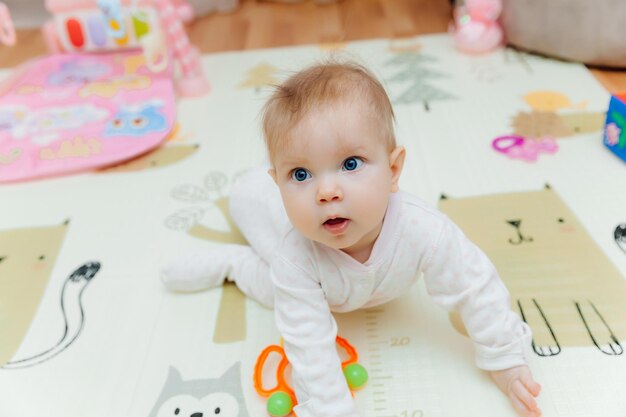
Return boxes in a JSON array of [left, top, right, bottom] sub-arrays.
[[342, 157, 363, 171], [291, 168, 311, 182]]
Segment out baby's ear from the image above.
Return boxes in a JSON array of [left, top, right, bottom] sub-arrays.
[[268, 168, 278, 184], [389, 146, 406, 192]]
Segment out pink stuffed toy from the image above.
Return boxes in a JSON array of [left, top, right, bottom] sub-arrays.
[[451, 0, 503, 54]]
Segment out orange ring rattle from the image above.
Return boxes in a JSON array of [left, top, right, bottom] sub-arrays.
[[253, 336, 368, 417]]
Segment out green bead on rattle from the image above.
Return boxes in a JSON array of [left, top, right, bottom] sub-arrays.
[[267, 391, 293, 417], [343, 363, 368, 390]]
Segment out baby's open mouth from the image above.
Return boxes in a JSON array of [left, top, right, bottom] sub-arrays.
[[323, 217, 350, 235]]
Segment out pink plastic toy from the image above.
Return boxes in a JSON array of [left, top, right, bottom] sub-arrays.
[[0, 0, 208, 182], [492, 135, 559, 162], [451, 0, 503, 54], [43, 0, 209, 96], [0, 2, 16, 46], [0, 50, 176, 182]]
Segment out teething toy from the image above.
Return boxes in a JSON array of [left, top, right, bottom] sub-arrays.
[[253, 336, 368, 417]]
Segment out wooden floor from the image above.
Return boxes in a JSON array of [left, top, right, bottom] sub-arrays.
[[1, 0, 626, 92]]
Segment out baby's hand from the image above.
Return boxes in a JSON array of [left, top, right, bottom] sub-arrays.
[[489, 365, 541, 417]]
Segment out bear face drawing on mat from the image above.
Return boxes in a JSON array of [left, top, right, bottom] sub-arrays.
[[439, 186, 626, 356]]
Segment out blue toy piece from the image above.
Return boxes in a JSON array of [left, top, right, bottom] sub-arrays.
[[97, 0, 127, 40], [603, 93, 626, 163]]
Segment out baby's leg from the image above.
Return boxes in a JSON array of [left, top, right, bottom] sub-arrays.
[[229, 166, 290, 262], [160, 244, 273, 307], [219, 167, 290, 307], [161, 167, 287, 308]]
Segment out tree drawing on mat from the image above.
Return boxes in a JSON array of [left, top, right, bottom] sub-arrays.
[[165, 171, 246, 244], [165, 171, 248, 344], [384, 51, 455, 111], [238, 62, 280, 93]]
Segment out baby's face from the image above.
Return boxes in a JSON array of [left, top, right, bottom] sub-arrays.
[[270, 102, 402, 258]]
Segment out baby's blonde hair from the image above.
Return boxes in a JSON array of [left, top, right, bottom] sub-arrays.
[[261, 61, 396, 163]]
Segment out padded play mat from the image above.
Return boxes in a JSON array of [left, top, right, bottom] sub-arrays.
[[1, 35, 625, 417]]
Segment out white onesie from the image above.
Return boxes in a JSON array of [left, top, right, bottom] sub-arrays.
[[223, 168, 532, 417]]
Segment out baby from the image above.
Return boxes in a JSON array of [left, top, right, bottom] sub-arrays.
[[162, 62, 542, 417]]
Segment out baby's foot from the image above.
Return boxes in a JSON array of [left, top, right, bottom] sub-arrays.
[[160, 245, 250, 292]]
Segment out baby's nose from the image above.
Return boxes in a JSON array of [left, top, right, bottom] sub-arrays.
[[317, 178, 343, 203]]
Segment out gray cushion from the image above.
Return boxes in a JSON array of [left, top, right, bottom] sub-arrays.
[[501, 0, 626, 68]]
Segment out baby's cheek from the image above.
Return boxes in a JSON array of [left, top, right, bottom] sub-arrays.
[[284, 198, 310, 229], [353, 186, 388, 222]]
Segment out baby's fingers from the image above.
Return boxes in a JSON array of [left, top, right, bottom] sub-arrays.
[[511, 380, 541, 417], [509, 393, 535, 417], [520, 370, 542, 397]]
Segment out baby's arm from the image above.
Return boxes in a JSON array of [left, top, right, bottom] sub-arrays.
[[271, 256, 359, 417], [421, 218, 541, 416], [490, 365, 541, 417]]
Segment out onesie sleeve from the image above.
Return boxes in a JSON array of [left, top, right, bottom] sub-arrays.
[[271, 255, 359, 417], [421, 218, 532, 371]]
